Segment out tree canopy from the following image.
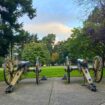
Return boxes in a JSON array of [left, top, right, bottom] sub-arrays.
[[0, 0, 36, 56], [0, 0, 105, 66], [42, 34, 55, 54], [22, 42, 50, 65]]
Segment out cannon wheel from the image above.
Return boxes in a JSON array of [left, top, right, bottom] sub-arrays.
[[93, 56, 103, 83], [36, 67, 39, 84], [3, 60, 14, 85]]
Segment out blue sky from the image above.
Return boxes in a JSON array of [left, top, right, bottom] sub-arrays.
[[19, 0, 90, 41]]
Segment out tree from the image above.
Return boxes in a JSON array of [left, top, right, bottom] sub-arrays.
[[51, 52, 59, 65], [77, 0, 105, 8], [83, 7, 105, 65], [15, 30, 30, 43], [30, 34, 39, 42], [65, 28, 95, 61], [22, 42, 50, 65], [42, 34, 55, 54], [84, 7, 105, 42], [0, 0, 36, 56], [54, 41, 69, 64]]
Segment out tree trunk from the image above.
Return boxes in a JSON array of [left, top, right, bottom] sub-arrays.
[[102, 56, 105, 67]]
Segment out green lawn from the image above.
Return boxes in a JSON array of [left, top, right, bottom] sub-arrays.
[[25, 66, 83, 78], [0, 68, 4, 81], [0, 66, 105, 82]]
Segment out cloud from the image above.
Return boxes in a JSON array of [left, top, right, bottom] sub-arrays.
[[19, 0, 85, 42], [19, 0, 84, 27], [23, 22, 73, 41]]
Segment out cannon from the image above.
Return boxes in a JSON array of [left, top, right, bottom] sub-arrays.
[[3, 56, 42, 93], [64, 56, 97, 92]]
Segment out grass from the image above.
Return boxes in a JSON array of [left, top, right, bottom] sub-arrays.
[[0, 68, 4, 81], [0, 66, 105, 82], [25, 66, 83, 78]]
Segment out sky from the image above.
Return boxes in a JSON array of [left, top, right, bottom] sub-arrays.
[[19, 0, 90, 41]]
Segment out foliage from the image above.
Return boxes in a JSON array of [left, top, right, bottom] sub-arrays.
[[75, 0, 105, 65], [15, 30, 39, 57], [77, 0, 105, 10], [22, 42, 50, 65], [54, 41, 69, 64], [0, 0, 36, 56], [54, 28, 95, 64], [42, 34, 55, 54], [0, 57, 4, 67], [83, 6, 105, 65], [83, 7, 105, 43], [51, 52, 59, 64]]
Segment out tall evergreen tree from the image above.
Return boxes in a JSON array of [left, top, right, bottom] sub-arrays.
[[0, 0, 36, 56]]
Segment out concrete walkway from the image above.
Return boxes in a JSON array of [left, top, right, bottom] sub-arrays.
[[0, 77, 105, 105]]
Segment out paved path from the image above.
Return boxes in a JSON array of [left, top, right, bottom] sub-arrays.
[[0, 77, 105, 105]]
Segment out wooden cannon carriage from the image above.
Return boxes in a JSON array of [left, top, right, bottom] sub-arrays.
[[3, 57, 41, 93], [3, 54, 103, 93], [64, 56, 103, 91]]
